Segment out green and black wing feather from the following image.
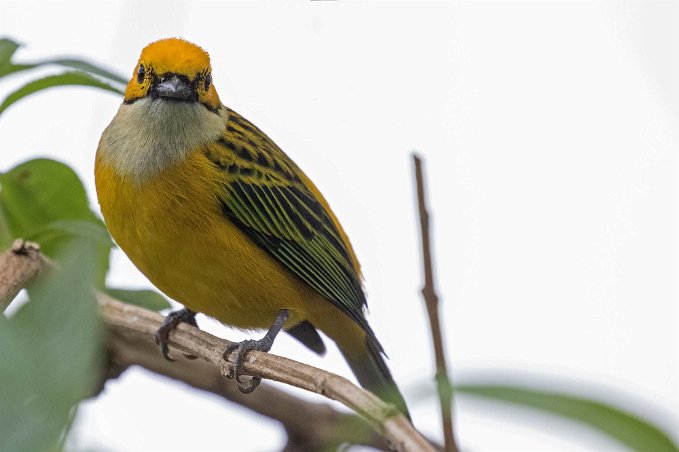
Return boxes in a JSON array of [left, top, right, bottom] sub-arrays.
[[204, 109, 374, 340], [204, 109, 409, 417]]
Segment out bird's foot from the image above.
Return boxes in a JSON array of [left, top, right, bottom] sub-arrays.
[[155, 308, 198, 361], [222, 337, 273, 393], [222, 309, 289, 394]]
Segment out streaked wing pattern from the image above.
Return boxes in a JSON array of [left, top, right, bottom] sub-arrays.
[[204, 109, 374, 337]]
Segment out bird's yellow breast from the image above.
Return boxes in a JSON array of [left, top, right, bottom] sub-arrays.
[[95, 148, 329, 329]]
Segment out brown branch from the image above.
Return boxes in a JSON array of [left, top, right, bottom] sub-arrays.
[[105, 309, 391, 451], [0, 242, 435, 451], [412, 154, 459, 452], [100, 294, 433, 451], [0, 239, 45, 312]]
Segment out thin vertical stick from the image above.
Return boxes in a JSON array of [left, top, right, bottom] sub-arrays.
[[412, 154, 459, 452]]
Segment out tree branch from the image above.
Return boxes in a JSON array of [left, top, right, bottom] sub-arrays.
[[412, 154, 459, 452], [105, 317, 391, 451], [99, 294, 433, 451], [0, 239, 44, 312], [0, 243, 435, 451]]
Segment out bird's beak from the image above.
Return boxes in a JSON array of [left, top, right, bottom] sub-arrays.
[[153, 75, 195, 101]]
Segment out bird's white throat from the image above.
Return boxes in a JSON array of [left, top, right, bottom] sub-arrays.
[[98, 98, 227, 182]]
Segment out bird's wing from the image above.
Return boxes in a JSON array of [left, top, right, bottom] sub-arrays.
[[204, 109, 373, 336]]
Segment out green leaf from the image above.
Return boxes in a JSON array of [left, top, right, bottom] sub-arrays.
[[456, 383, 677, 452], [0, 63, 32, 78], [27, 219, 113, 249], [0, 58, 127, 85], [0, 238, 102, 450], [0, 37, 125, 84], [48, 59, 127, 84], [104, 288, 171, 311], [0, 71, 123, 114], [0, 158, 111, 285], [0, 38, 20, 73], [0, 158, 99, 240]]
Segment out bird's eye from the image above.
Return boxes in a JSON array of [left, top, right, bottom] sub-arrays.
[[137, 64, 145, 84], [204, 73, 212, 90]]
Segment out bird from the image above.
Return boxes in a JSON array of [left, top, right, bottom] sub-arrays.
[[95, 37, 409, 417]]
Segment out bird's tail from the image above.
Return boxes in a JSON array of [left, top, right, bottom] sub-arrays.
[[341, 333, 411, 420]]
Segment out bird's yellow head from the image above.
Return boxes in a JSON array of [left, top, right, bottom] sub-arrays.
[[124, 38, 221, 112]]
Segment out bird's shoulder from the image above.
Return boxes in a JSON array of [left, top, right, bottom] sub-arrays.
[[203, 108, 303, 188]]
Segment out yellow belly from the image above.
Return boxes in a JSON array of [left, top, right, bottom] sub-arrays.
[[95, 148, 333, 330]]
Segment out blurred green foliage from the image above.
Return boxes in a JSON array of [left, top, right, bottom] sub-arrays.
[[456, 383, 677, 451], [0, 159, 112, 285], [0, 37, 124, 114], [0, 238, 102, 451], [0, 156, 171, 451], [0, 36, 675, 451]]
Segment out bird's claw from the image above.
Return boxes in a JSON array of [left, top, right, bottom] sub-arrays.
[[155, 308, 198, 361], [237, 376, 262, 394], [155, 325, 176, 362], [223, 337, 273, 393], [221, 310, 288, 394]]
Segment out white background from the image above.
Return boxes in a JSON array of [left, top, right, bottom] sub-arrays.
[[0, 1, 677, 450]]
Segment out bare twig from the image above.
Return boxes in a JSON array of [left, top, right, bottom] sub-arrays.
[[0, 242, 435, 451], [0, 239, 44, 312], [412, 154, 459, 452]]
